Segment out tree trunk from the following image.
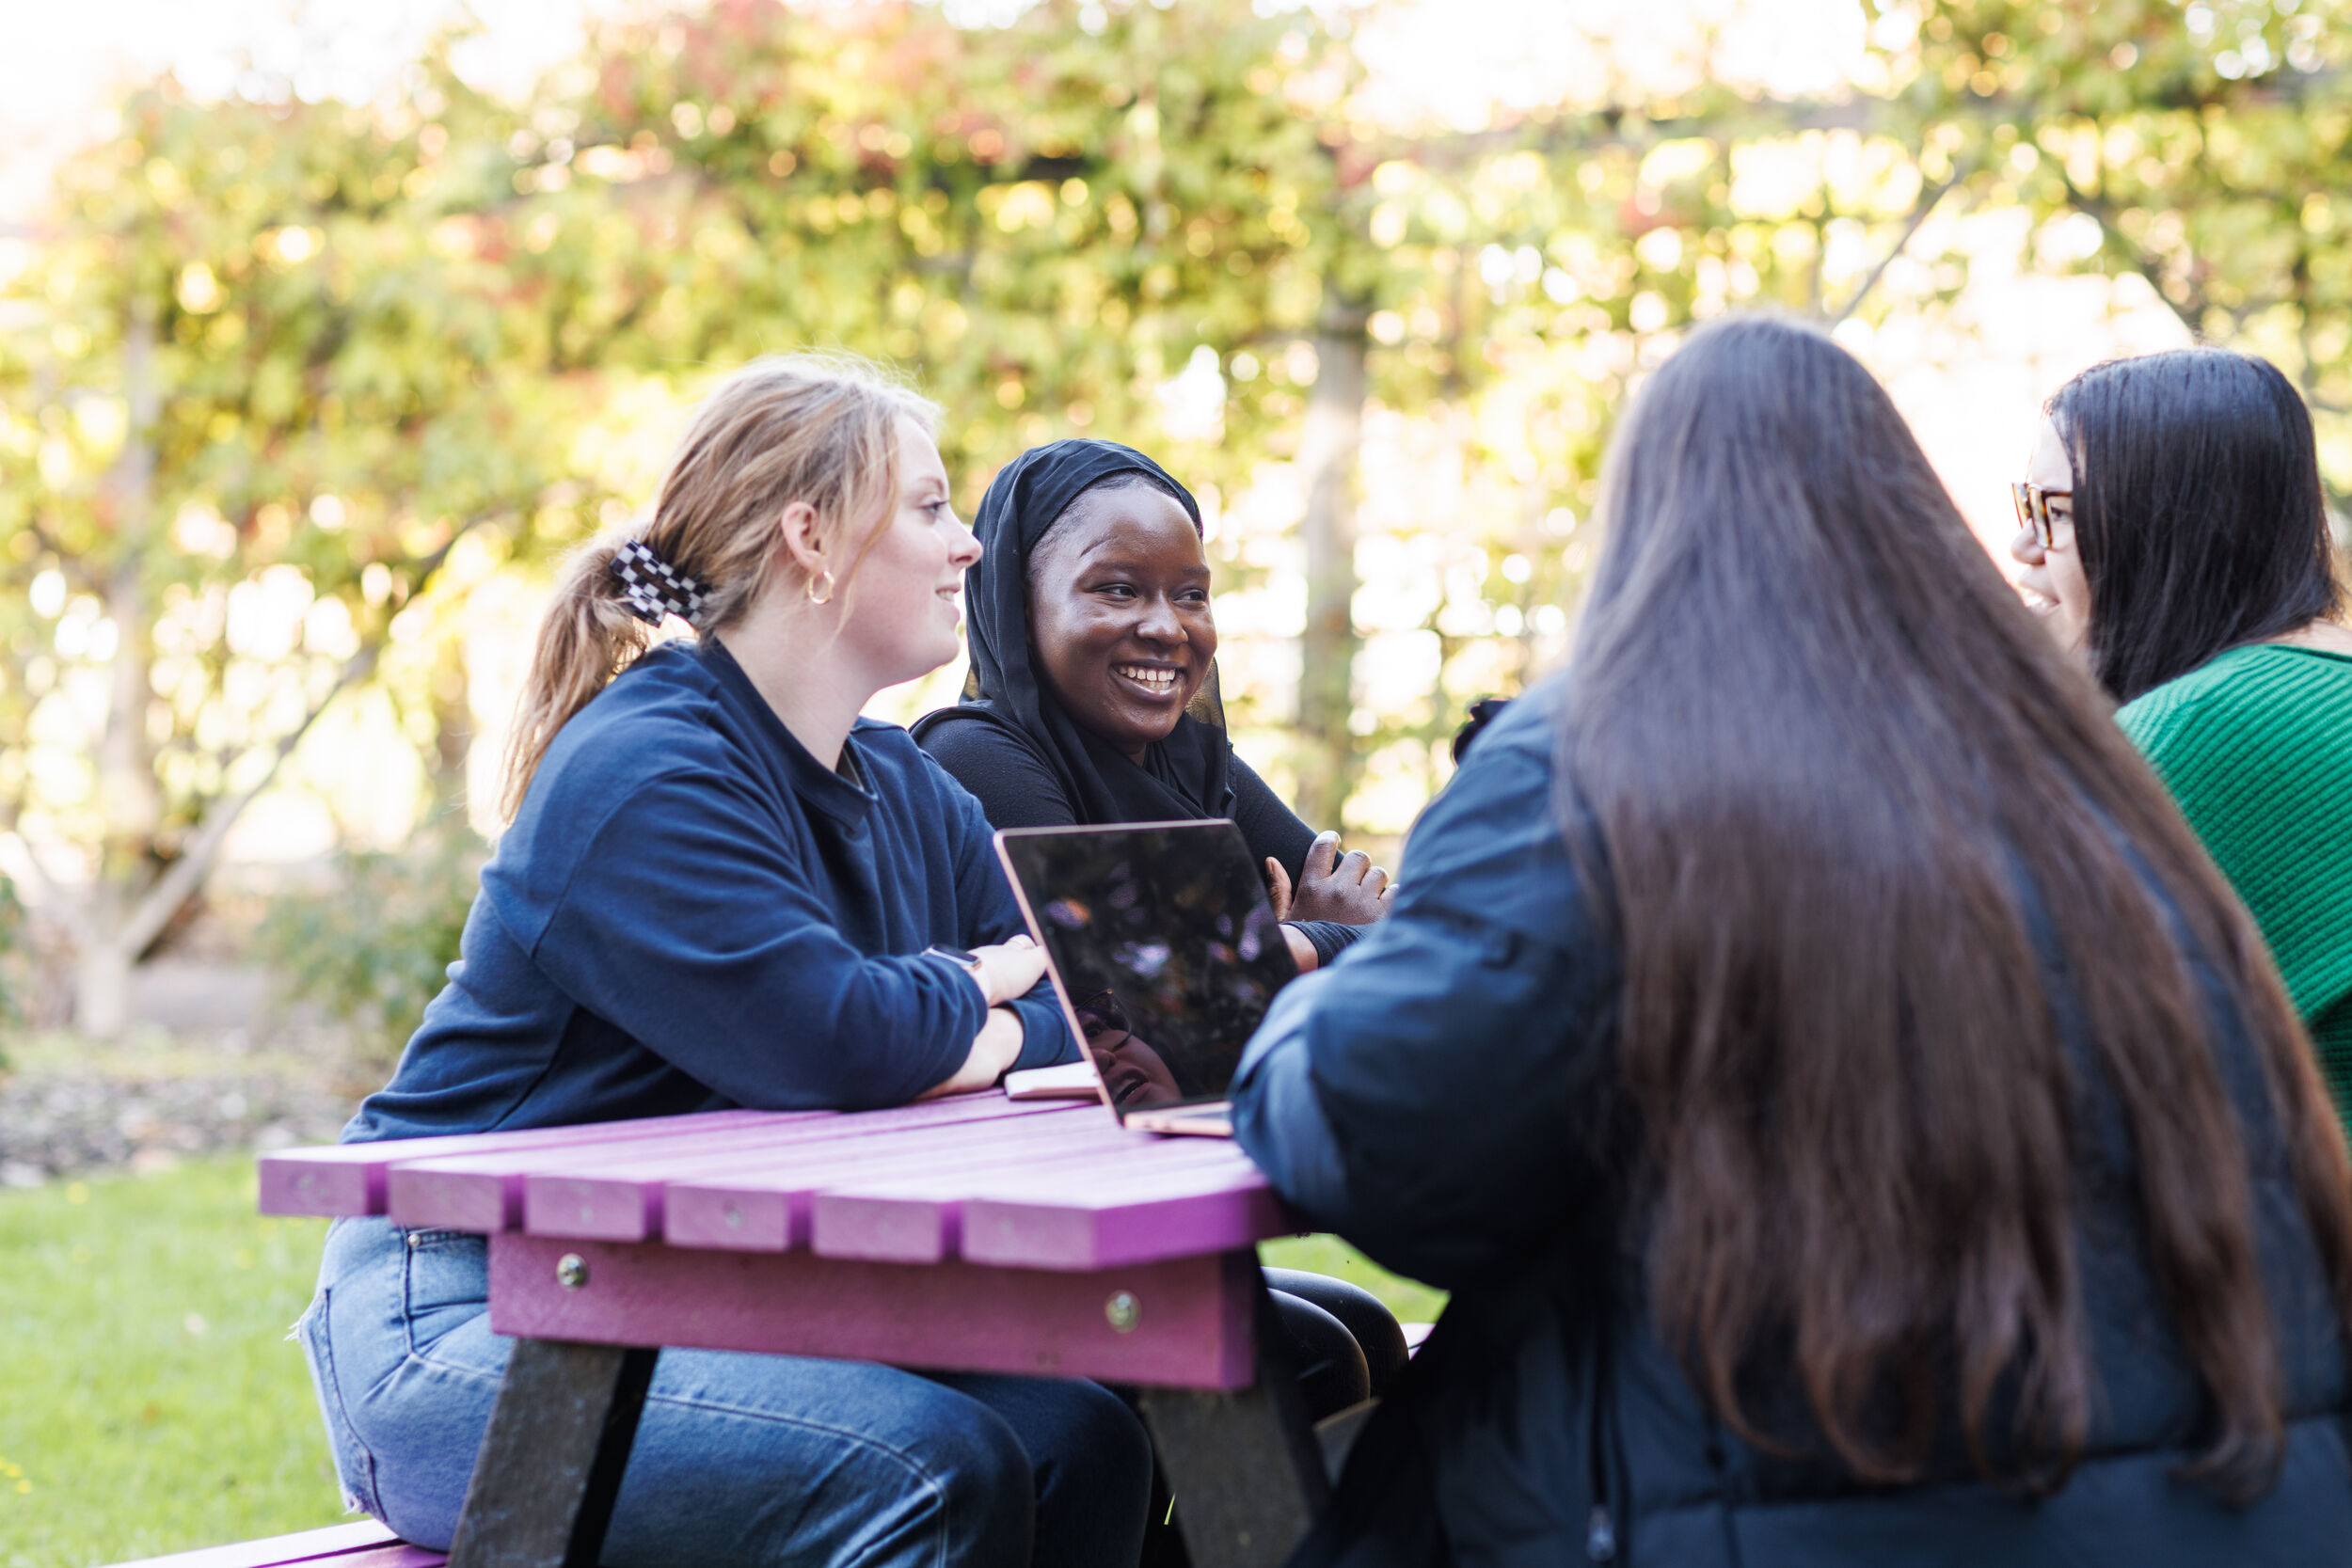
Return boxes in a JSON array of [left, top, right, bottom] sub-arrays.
[[1292, 292, 1370, 832], [77, 303, 160, 1037], [73, 940, 134, 1039]]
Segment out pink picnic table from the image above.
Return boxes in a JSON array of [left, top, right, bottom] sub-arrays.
[[261, 1090, 1331, 1568]]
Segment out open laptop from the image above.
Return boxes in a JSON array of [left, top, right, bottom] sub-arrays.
[[994, 820, 1298, 1137]]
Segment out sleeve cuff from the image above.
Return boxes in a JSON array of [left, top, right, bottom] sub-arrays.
[[1288, 920, 1363, 967], [1232, 976, 1352, 1219], [1009, 994, 1079, 1069]]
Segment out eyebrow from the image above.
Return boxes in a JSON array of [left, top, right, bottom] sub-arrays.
[[1076, 554, 1212, 581]]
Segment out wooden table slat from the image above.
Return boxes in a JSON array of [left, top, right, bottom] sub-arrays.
[[521, 1101, 1116, 1243], [656, 1109, 1153, 1252], [255, 1109, 783, 1218], [385, 1094, 1052, 1233], [959, 1166, 1293, 1271], [809, 1137, 1258, 1264]]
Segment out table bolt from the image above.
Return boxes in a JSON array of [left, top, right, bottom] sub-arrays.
[[724, 1205, 743, 1229], [557, 1253, 591, 1291], [1104, 1291, 1141, 1333]]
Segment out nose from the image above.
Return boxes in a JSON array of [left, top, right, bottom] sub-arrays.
[[2009, 524, 2044, 567], [946, 512, 981, 570], [1135, 593, 1184, 643]]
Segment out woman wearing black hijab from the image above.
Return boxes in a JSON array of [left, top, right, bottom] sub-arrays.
[[916, 438, 1406, 1414], [915, 438, 1389, 969]]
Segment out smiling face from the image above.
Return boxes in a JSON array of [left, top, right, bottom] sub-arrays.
[[1025, 480, 1216, 762], [2010, 415, 2091, 661], [1074, 991, 1184, 1110], [838, 415, 981, 689]]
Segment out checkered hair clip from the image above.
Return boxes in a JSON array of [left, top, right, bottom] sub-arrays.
[[611, 539, 711, 627]]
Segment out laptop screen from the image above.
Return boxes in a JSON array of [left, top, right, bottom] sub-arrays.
[[995, 820, 1298, 1120]]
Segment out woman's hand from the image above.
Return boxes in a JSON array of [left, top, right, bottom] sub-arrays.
[[1281, 831, 1393, 926], [1264, 857, 1294, 921], [918, 1006, 1026, 1099], [969, 935, 1048, 1006]]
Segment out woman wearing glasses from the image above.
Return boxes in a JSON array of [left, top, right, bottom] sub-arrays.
[[2010, 349, 2352, 1131]]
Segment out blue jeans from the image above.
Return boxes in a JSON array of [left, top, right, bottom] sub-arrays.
[[297, 1218, 1152, 1568]]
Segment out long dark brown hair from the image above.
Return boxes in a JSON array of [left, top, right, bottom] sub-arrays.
[[2048, 348, 2342, 704], [1565, 316, 2352, 1497]]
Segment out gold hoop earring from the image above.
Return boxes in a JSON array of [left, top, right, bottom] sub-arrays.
[[806, 570, 835, 607]]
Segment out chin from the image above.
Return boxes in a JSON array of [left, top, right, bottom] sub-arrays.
[[877, 636, 961, 691]]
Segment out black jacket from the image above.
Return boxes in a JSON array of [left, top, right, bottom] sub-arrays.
[[1232, 675, 2352, 1567]]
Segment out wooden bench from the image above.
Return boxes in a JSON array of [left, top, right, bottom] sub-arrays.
[[110, 1519, 443, 1567]]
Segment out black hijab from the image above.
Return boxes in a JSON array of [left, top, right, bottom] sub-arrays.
[[913, 438, 1235, 825]]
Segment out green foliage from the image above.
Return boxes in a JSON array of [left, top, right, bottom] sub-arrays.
[[0, 56, 611, 990], [256, 825, 482, 1071], [1896, 0, 2352, 504], [8, 0, 2352, 879], [0, 1157, 337, 1567], [521, 0, 1337, 497]]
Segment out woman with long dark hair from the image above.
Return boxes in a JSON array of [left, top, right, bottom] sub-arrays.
[[298, 356, 1152, 1567], [1232, 318, 2352, 1565], [2012, 348, 2352, 1129]]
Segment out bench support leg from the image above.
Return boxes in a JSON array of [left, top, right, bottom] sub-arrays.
[[1137, 1280, 1329, 1568], [447, 1337, 659, 1568]]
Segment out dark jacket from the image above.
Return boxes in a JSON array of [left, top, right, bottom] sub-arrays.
[[1232, 674, 2352, 1567], [916, 713, 1359, 967], [347, 639, 1073, 1143]]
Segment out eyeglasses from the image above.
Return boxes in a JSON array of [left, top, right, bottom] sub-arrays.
[[2010, 481, 2073, 551]]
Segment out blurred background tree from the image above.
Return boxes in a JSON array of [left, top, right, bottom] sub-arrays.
[[0, 64, 611, 1032], [1, 0, 2346, 1036]]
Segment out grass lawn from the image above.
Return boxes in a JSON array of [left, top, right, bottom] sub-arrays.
[[1257, 1233, 1448, 1326], [0, 1152, 1444, 1568], [0, 1156, 341, 1568]]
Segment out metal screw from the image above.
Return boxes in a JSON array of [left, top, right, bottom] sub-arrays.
[[1104, 1291, 1141, 1333], [724, 1205, 743, 1229], [557, 1253, 590, 1290]]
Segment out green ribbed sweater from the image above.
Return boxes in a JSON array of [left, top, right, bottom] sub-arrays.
[[2120, 645, 2352, 1132]]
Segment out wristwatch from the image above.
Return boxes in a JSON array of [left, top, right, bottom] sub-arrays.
[[922, 944, 985, 978]]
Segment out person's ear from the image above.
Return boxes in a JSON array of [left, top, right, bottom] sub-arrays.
[[774, 500, 827, 580]]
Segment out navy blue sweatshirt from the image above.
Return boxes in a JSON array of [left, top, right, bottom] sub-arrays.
[[345, 639, 1074, 1143]]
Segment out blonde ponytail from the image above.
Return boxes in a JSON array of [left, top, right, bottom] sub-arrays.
[[501, 354, 940, 820]]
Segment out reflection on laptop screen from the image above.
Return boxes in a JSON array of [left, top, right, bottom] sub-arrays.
[[997, 821, 1298, 1119]]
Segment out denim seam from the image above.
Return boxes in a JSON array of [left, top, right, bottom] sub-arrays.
[[400, 1235, 491, 1365], [303, 1286, 386, 1519], [400, 1339, 510, 1388]]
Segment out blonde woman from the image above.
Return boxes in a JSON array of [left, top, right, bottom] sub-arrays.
[[296, 357, 1152, 1566]]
